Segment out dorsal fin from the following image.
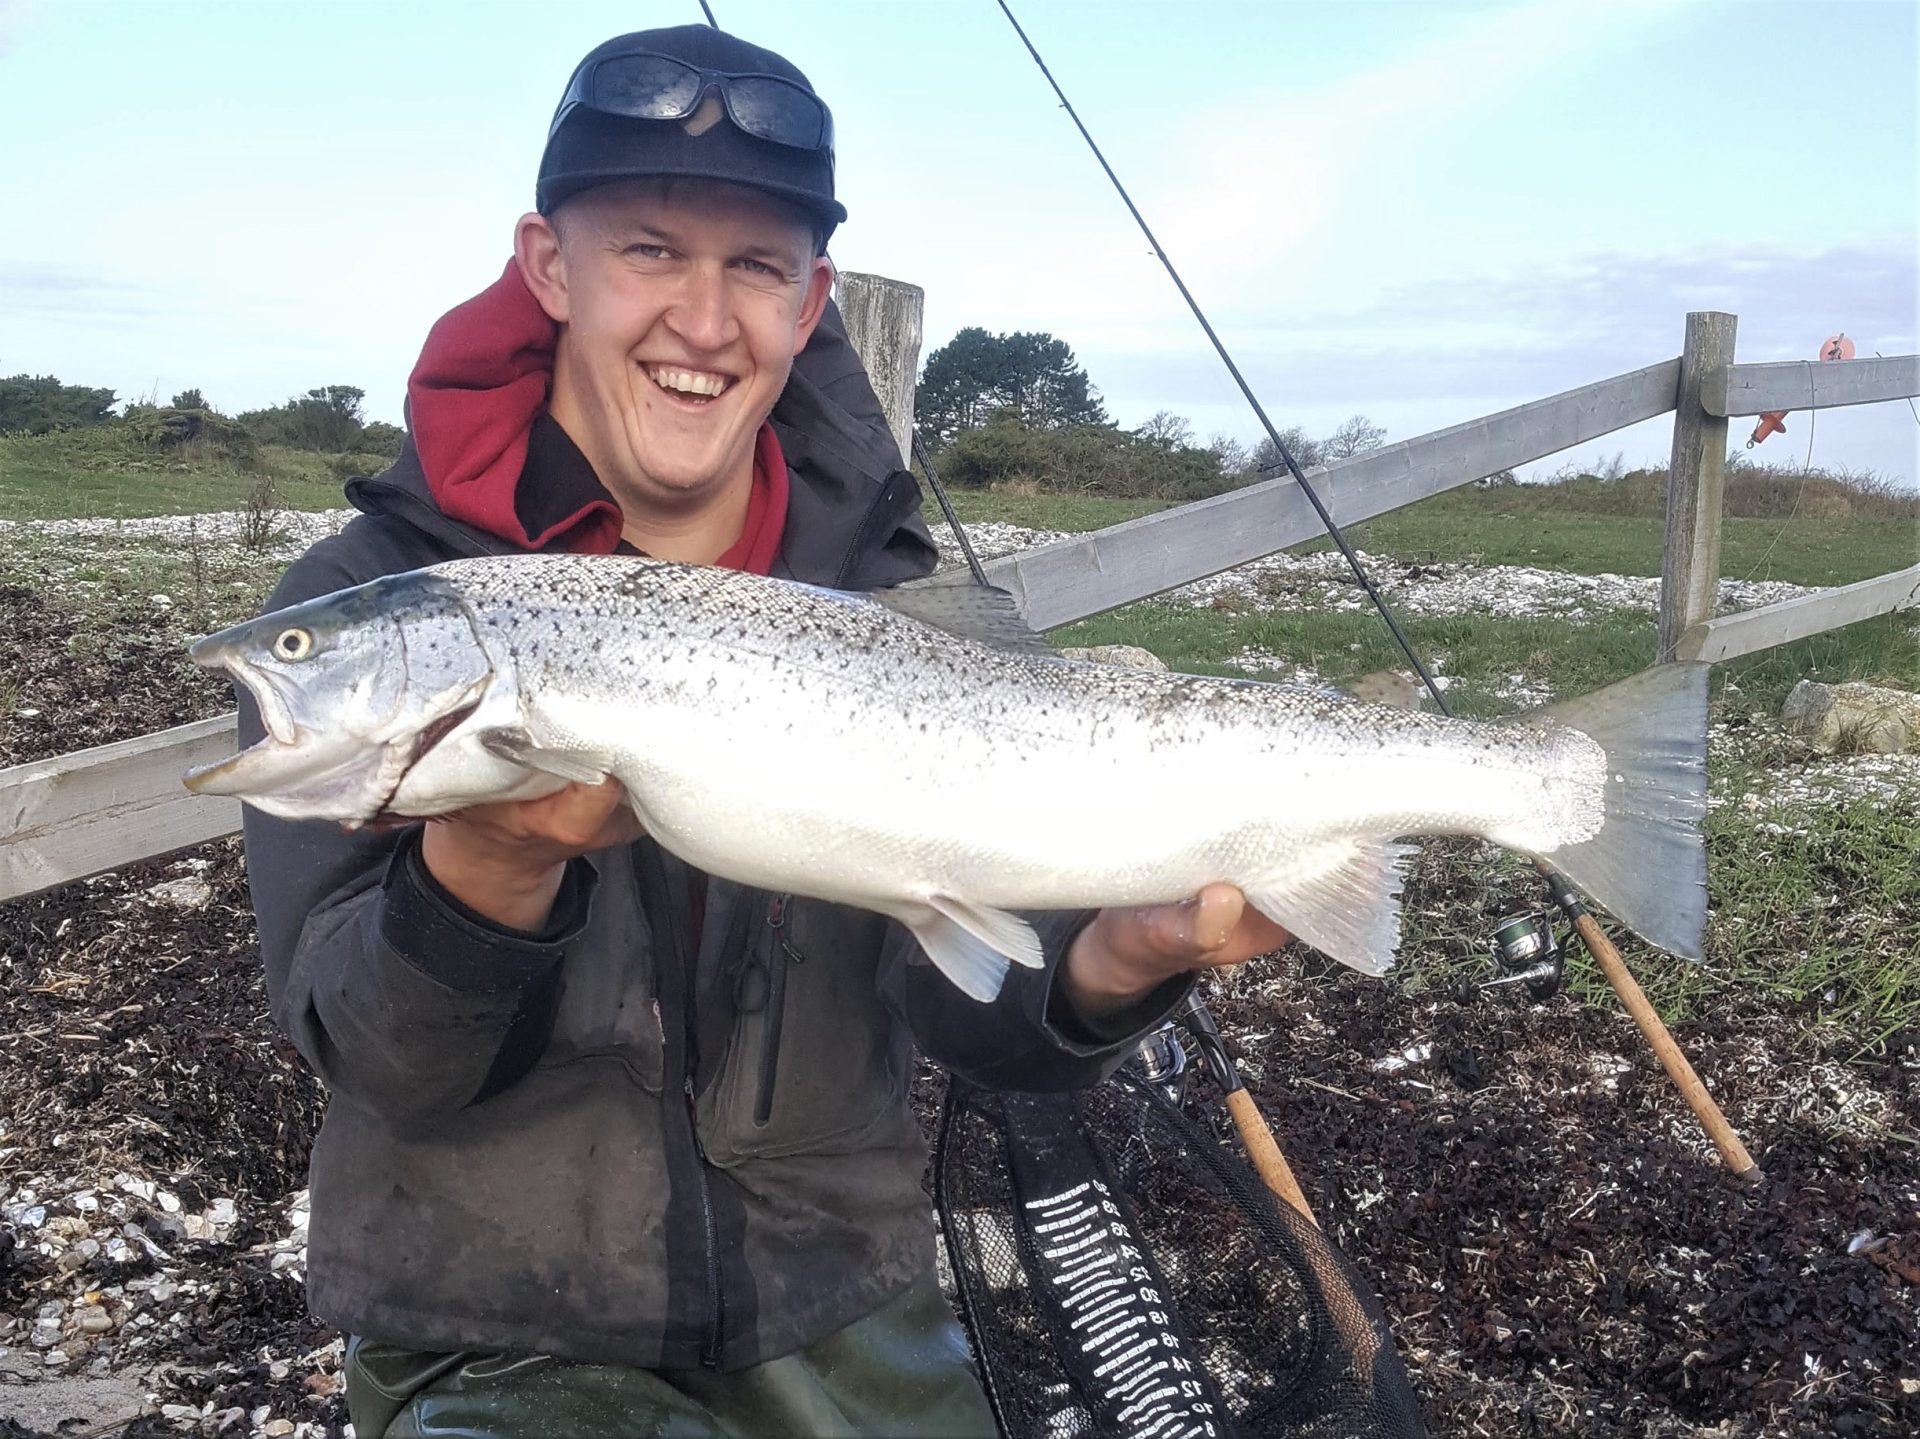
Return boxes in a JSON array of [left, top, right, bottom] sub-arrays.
[[871, 573, 1053, 655]]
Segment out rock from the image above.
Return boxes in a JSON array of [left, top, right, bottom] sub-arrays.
[[1781, 679, 1920, 754], [1344, 669, 1423, 710], [148, 1281, 177, 1303], [43, 1348, 68, 1365], [31, 1319, 62, 1348], [1056, 644, 1168, 671], [264, 1421, 296, 1438], [77, 1309, 114, 1334], [207, 1196, 237, 1227], [145, 877, 213, 909]]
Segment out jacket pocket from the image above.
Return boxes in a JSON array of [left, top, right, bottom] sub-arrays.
[[698, 896, 914, 1164], [534, 860, 666, 1093]]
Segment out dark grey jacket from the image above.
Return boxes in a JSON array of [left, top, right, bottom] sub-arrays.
[[242, 311, 1187, 1372]]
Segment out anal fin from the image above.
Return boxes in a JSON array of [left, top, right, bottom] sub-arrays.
[[898, 895, 1045, 1003], [476, 726, 615, 788], [1241, 841, 1414, 976]]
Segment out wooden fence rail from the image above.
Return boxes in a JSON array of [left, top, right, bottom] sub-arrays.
[[993, 360, 1682, 630], [1708, 355, 1920, 417], [2, 307, 1916, 906], [1, 716, 240, 903], [1677, 564, 1920, 664]]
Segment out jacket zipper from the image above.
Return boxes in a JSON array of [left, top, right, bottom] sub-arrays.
[[674, 865, 722, 1368], [754, 895, 800, 1127], [682, 1076, 723, 1366]]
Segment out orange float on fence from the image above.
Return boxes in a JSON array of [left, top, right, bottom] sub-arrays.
[[1747, 332, 1854, 446]]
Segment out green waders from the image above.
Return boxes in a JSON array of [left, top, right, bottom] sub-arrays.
[[343, 1270, 998, 1438]]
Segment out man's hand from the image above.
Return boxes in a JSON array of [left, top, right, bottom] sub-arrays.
[[419, 779, 645, 931], [1061, 884, 1292, 1020]]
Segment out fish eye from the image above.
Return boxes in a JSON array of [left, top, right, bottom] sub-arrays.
[[272, 627, 314, 662]]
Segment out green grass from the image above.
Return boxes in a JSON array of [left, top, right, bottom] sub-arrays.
[[0, 428, 349, 519], [1323, 489, 1914, 588], [936, 482, 1913, 587], [1051, 599, 1913, 714]]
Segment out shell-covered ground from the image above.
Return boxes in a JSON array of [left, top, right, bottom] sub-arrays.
[[1, 511, 1915, 1438]]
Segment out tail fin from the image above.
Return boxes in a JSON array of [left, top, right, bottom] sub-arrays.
[[1534, 663, 1711, 960]]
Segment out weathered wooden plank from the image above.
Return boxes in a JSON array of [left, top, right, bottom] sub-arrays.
[[1707, 355, 1920, 417], [1677, 564, 1920, 663], [1658, 313, 1736, 662], [834, 271, 924, 467], [0, 714, 241, 904], [987, 358, 1682, 629]]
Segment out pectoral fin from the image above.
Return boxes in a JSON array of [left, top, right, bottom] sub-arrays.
[[476, 726, 615, 788], [899, 895, 1046, 1003], [1240, 841, 1414, 976]]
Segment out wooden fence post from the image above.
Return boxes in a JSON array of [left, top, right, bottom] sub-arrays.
[[1658, 311, 1737, 662], [834, 271, 924, 465]]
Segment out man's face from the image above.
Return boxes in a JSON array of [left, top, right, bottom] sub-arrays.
[[523, 178, 831, 516]]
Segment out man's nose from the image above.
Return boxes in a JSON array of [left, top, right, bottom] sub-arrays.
[[669, 264, 736, 352]]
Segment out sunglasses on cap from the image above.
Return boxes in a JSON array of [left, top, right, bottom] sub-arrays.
[[550, 52, 835, 159]]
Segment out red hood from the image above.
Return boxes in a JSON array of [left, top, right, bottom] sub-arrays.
[[404, 260, 785, 572]]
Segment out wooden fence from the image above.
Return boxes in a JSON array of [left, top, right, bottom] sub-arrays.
[[2, 309, 1915, 905]]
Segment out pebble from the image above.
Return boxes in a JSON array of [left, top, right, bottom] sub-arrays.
[[208, 1196, 238, 1227], [43, 1348, 67, 1365], [264, 1421, 295, 1437], [77, 1309, 114, 1334]]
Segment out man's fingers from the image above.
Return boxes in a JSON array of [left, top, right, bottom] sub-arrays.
[[1098, 884, 1292, 969]]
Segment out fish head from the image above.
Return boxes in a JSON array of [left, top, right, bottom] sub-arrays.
[[183, 571, 495, 823]]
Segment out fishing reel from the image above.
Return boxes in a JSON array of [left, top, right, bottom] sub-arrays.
[[1128, 1022, 1190, 1107], [1469, 911, 1569, 1002]]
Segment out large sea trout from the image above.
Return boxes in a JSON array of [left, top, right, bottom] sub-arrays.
[[184, 555, 1709, 1001]]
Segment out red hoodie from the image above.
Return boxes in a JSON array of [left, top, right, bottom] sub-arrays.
[[404, 260, 786, 575]]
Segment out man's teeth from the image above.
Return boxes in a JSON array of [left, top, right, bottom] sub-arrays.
[[649, 367, 730, 398]]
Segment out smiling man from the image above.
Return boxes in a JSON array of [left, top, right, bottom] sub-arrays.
[[239, 24, 1284, 1438]]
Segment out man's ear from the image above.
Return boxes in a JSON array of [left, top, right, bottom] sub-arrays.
[[515, 212, 570, 324], [791, 255, 835, 356]]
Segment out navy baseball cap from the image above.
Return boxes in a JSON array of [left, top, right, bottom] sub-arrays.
[[537, 26, 846, 242]]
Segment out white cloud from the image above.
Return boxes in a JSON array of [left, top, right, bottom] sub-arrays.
[[0, 0, 36, 57]]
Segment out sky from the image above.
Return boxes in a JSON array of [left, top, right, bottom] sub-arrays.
[[3, 0, 1916, 487]]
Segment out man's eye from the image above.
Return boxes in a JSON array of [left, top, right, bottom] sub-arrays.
[[626, 244, 672, 260], [736, 258, 781, 278]]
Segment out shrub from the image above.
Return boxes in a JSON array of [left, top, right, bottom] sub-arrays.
[[934, 413, 1242, 502]]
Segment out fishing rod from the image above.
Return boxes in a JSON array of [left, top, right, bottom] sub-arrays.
[[995, 0, 1759, 1184]]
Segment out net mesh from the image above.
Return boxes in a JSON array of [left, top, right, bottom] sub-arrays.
[[936, 1069, 1427, 1439]]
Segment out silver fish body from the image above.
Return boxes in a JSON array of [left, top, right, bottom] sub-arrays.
[[186, 554, 1709, 1001]]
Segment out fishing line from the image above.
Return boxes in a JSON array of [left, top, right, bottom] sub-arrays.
[[1736, 361, 1818, 585], [994, 0, 1451, 713], [992, 1, 1688, 971], [696, 0, 719, 26]]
